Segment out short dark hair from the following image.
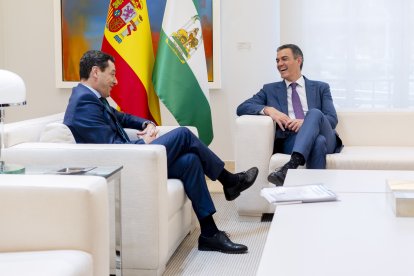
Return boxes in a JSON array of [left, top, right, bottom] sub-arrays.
[[277, 44, 304, 70], [79, 50, 115, 80]]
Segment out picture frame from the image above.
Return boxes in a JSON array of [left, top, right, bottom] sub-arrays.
[[53, 0, 221, 89]]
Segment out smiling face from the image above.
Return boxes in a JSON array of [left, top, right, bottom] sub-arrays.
[[93, 60, 117, 98], [276, 48, 302, 82]]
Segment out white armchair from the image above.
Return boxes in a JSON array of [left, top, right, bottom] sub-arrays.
[[2, 113, 196, 276], [235, 112, 414, 218], [0, 174, 109, 276], [234, 115, 276, 217]]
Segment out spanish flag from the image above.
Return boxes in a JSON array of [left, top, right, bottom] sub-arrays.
[[101, 0, 161, 125]]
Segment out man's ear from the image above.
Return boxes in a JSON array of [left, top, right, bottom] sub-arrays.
[[297, 56, 303, 67], [90, 66, 99, 79]]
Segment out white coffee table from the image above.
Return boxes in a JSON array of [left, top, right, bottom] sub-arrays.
[[257, 170, 414, 276]]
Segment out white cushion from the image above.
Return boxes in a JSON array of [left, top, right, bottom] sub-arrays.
[[39, 123, 75, 143], [269, 146, 414, 172], [0, 250, 93, 276], [167, 179, 189, 220]]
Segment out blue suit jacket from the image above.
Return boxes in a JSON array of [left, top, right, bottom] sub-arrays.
[[64, 84, 148, 144], [237, 77, 342, 150]]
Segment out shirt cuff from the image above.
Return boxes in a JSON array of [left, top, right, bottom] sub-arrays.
[[260, 108, 265, 115]]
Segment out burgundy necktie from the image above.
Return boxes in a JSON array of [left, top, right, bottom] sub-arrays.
[[290, 82, 305, 119]]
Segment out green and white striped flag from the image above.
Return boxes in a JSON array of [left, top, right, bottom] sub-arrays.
[[153, 0, 213, 145]]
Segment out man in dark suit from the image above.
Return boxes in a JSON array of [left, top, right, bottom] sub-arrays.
[[64, 50, 258, 254], [237, 44, 342, 186]]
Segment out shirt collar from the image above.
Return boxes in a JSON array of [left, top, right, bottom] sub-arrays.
[[285, 75, 305, 88], [80, 83, 101, 98]]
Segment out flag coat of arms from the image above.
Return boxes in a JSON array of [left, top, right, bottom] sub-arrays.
[[153, 0, 214, 145], [102, 0, 161, 125]]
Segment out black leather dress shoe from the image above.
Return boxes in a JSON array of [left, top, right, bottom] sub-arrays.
[[224, 167, 259, 201], [198, 231, 248, 254], [267, 166, 288, 186]]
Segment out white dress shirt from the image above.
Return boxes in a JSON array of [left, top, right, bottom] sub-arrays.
[[285, 76, 308, 119]]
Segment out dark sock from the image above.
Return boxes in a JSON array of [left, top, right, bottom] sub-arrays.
[[285, 152, 305, 169], [200, 215, 219, 237], [217, 168, 238, 188]]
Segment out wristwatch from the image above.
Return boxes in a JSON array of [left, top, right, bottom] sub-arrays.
[[142, 120, 156, 129]]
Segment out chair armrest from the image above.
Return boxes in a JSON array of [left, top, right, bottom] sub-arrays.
[[234, 115, 275, 215], [124, 125, 199, 141], [2, 143, 169, 271], [0, 174, 109, 276], [156, 126, 198, 137]]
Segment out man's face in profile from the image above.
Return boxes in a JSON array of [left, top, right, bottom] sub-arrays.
[[95, 60, 117, 98]]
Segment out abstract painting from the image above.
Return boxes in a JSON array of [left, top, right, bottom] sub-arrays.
[[54, 0, 220, 88]]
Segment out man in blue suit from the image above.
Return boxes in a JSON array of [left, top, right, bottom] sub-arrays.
[[237, 44, 342, 186], [64, 50, 258, 254]]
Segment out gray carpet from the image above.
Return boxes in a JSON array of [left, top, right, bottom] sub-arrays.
[[163, 193, 272, 276]]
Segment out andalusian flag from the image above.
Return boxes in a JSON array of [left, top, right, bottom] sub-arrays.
[[102, 0, 161, 125], [153, 0, 213, 145]]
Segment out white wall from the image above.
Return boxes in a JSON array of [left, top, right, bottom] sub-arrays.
[[208, 0, 279, 160], [0, 0, 4, 66], [0, 0, 70, 122], [0, 0, 280, 161]]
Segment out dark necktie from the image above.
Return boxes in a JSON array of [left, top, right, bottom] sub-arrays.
[[290, 82, 305, 119], [100, 97, 130, 142]]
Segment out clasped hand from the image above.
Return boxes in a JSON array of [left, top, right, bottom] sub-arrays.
[[264, 106, 303, 132], [137, 124, 159, 144], [284, 119, 303, 132]]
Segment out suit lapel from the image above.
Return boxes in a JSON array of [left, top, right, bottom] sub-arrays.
[[101, 99, 118, 123], [275, 81, 289, 115], [304, 77, 316, 109], [100, 98, 130, 142]]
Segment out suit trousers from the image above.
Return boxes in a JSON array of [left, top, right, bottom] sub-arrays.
[[151, 127, 225, 220], [277, 109, 337, 169]]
